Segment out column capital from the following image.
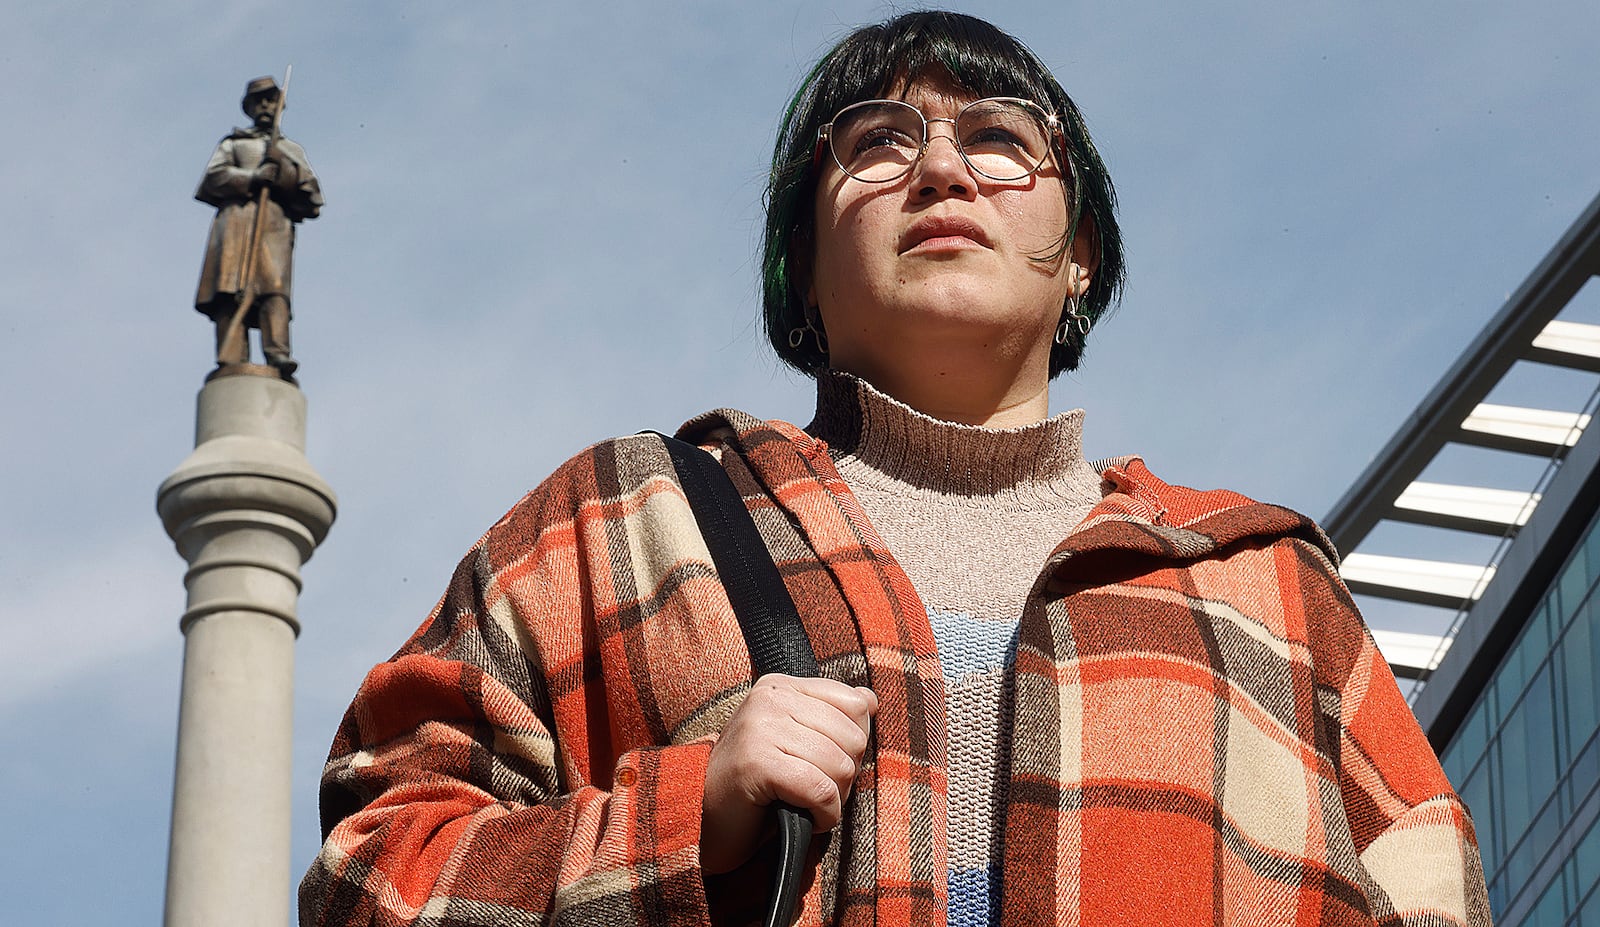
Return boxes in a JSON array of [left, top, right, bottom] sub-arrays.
[[157, 375, 336, 635]]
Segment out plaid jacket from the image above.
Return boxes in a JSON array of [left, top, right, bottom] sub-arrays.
[[301, 410, 1490, 926]]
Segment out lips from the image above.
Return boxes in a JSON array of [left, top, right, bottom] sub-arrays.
[[900, 215, 991, 252]]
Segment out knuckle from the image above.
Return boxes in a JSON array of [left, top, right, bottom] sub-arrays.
[[842, 687, 877, 718], [831, 752, 860, 787], [735, 688, 786, 721], [813, 788, 844, 832], [808, 775, 840, 810], [839, 724, 869, 757]]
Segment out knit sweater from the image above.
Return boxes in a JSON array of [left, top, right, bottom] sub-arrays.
[[301, 407, 1490, 926], [808, 373, 1104, 926]]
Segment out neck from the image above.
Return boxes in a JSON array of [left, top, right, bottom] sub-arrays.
[[808, 370, 1101, 501], [821, 307, 1058, 426], [825, 353, 1050, 427]]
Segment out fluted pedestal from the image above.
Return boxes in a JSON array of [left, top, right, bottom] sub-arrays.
[[157, 373, 335, 927]]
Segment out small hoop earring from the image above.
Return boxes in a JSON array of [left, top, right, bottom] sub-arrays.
[[788, 312, 828, 355], [1054, 296, 1090, 345]]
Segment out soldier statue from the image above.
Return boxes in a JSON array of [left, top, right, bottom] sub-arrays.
[[194, 75, 323, 378]]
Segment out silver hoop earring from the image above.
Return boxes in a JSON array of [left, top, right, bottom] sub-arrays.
[[1054, 296, 1090, 345], [788, 313, 828, 355]]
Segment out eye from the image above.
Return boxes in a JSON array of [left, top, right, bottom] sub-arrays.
[[964, 125, 1029, 152], [853, 125, 919, 156], [958, 102, 1050, 158]]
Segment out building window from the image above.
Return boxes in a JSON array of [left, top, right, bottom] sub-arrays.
[[1439, 507, 1600, 925]]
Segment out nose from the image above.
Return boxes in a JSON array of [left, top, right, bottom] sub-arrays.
[[911, 119, 974, 200]]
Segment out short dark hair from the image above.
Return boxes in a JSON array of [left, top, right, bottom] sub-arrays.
[[761, 11, 1125, 377]]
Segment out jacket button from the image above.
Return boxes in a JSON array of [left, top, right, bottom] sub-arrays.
[[616, 767, 638, 788]]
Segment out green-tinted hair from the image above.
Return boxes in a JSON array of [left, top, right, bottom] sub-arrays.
[[761, 10, 1125, 377]]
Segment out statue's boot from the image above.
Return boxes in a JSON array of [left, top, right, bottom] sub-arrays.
[[266, 351, 299, 378]]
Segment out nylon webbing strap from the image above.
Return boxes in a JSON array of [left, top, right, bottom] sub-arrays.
[[654, 432, 818, 927], [657, 433, 820, 680]]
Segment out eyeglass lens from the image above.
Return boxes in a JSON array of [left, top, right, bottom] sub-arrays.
[[829, 99, 1052, 183]]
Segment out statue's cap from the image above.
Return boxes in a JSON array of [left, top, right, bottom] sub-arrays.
[[243, 76, 280, 99]]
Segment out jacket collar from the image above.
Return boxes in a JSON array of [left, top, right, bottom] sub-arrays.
[[682, 409, 1339, 582]]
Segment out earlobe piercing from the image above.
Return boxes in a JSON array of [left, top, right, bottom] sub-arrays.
[[1054, 295, 1090, 345], [789, 309, 829, 355]]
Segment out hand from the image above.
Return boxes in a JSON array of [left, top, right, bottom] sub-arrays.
[[251, 162, 279, 189], [701, 674, 877, 874]]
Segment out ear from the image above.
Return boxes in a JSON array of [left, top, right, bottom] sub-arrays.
[[791, 231, 816, 310], [1072, 210, 1100, 276], [1066, 209, 1100, 299]]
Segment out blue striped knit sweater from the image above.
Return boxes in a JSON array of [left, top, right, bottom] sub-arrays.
[[808, 373, 1106, 927]]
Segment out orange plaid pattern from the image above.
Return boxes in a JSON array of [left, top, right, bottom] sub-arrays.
[[300, 411, 1489, 926]]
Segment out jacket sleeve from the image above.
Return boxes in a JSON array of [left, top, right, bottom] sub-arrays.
[[298, 465, 719, 926], [195, 138, 253, 208], [1301, 542, 1493, 926], [270, 138, 324, 221]]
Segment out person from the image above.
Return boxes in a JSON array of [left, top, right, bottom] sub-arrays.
[[194, 76, 323, 377], [300, 12, 1489, 926]]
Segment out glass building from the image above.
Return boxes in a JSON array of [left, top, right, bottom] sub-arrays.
[[1437, 509, 1600, 923], [1323, 191, 1600, 926]]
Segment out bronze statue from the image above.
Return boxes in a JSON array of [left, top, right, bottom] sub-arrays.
[[195, 75, 323, 378]]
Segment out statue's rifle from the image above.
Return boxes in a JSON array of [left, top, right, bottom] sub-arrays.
[[221, 65, 291, 361]]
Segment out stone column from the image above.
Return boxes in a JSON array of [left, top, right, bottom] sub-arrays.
[[157, 372, 336, 927]]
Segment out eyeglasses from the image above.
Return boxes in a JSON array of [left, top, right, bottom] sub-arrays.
[[818, 96, 1063, 184]]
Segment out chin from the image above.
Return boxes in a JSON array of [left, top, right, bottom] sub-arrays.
[[894, 278, 1020, 321]]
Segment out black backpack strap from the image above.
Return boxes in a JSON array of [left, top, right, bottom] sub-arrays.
[[656, 432, 820, 679], [653, 432, 818, 927]]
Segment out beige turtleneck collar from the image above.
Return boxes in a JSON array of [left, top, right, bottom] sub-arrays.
[[806, 370, 1106, 512]]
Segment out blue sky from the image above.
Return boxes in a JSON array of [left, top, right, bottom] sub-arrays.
[[3, 1, 1597, 922]]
